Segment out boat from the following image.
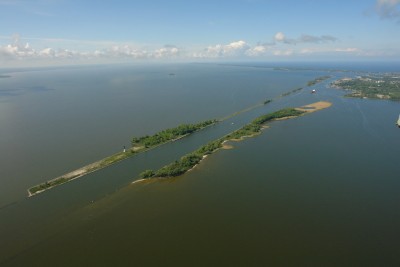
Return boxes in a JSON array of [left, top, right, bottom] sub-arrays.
[[311, 89, 316, 93], [397, 114, 400, 128]]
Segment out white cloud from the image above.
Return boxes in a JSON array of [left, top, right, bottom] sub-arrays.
[[274, 32, 286, 42], [0, 35, 183, 64], [197, 40, 250, 58], [334, 48, 359, 53], [39, 47, 55, 57], [99, 45, 150, 59], [300, 34, 337, 43], [224, 40, 248, 51], [298, 47, 363, 58], [246, 45, 268, 56], [0, 40, 35, 59], [274, 32, 337, 45], [153, 46, 180, 58], [274, 32, 297, 44], [0, 33, 397, 66], [376, 0, 400, 20]]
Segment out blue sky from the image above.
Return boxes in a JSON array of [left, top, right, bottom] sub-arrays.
[[0, 0, 399, 66]]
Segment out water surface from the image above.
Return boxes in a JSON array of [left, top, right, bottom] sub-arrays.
[[1, 63, 399, 266]]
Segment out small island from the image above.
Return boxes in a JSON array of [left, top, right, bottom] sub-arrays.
[[27, 119, 217, 196], [139, 101, 332, 180], [307, 76, 331, 87], [280, 87, 303, 97], [332, 75, 400, 100]]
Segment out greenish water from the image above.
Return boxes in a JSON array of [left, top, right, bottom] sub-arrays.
[[1, 63, 400, 266]]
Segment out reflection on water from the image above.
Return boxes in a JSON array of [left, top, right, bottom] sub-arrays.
[[1, 63, 400, 266]]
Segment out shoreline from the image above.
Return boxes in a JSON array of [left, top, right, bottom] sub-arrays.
[[137, 101, 332, 182], [28, 101, 332, 196], [27, 150, 136, 197], [295, 101, 332, 113], [27, 121, 217, 197], [331, 76, 400, 101]]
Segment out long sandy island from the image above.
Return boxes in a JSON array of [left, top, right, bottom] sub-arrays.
[[28, 101, 332, 196], [133, 101, 333, 182]]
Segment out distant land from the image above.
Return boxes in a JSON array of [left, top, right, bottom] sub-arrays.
[[332, 74, 400, 100]]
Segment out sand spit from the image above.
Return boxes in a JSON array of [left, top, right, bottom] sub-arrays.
[[295, 101, 332, 113]]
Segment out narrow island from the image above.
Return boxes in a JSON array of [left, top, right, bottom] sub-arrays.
[[280, 87, 303, 97], [307, 76, 331, 87], [138, 101, 332, 180], [27, 119, 217, 196], [222, 76, 331, 121], [331, 75, 400, 100], [278, 76, 331, 98], [27, 79, 332, 197]]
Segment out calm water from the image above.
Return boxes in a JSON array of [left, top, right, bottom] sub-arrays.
[[1, 63, 400, 266]]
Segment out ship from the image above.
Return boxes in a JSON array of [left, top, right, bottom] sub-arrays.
[[397, 114, 400, 128]]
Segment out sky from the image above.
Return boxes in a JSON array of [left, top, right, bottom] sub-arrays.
[[0, 0, 399, 67]]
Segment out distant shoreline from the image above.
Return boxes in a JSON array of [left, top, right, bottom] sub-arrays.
[[331, 75, 400, 101]]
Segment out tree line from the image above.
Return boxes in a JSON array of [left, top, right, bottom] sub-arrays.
[[140, 108, 305, 179], [132, 119, 217, 148]]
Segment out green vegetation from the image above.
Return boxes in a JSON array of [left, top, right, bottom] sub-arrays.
[[28, 119, 217, 196], [278, 76, 330, 98], [27, 84, 331, 196], [28, 150, 139, 195], [332, 76, 400, 100], [221, 82, 308, 123], [307, 76, 331, 87], [140, 108, 305, 179], [253, 108, 304, 124], [280, 87, 303, 97], [132, 120, 217, 148], [153, 153, 203, 177], [194, 139, 224, 156], [226, 108, 304, 140], [94, 150, 137, 170], [272, 66, 355, 73], [29, 178, 69, 195], [140, 169, 156, 178], [140, 139, 225, 179]]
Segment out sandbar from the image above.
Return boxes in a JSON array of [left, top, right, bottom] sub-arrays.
[[295, 101, 332, 113]]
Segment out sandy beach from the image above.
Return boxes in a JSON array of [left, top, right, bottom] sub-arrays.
[[295, 101, 332, 113]]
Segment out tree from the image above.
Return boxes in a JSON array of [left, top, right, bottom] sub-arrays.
[[140, 169, 155, 178]]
